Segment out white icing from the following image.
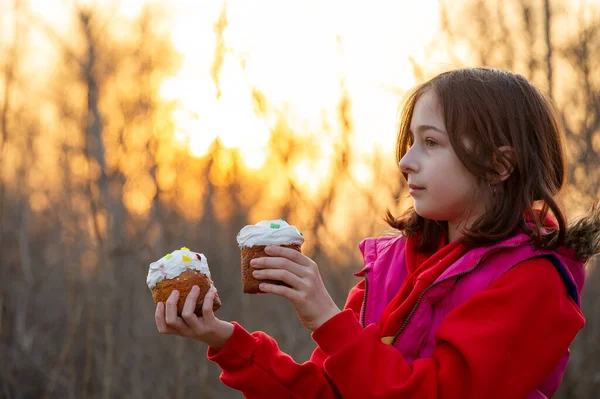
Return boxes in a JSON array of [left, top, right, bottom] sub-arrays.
[[147, 248, 211, 289], [236, 219, 304, 247]]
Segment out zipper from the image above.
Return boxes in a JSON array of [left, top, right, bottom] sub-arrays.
[[390, 244, 520, 345], [360, 272, 369, 328]]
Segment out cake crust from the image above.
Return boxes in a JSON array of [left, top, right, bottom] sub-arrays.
[[151, 269, 222, 316], [241, 244, 302, 294]]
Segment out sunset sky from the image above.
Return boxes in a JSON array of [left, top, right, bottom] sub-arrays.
[[24, 0, 440, 175], [5, 0, 597, 218]]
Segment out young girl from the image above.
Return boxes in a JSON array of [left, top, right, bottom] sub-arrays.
[[155, 68, 600, 398]]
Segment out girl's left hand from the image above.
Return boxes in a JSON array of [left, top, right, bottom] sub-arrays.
[[251, 245, 341, 331]]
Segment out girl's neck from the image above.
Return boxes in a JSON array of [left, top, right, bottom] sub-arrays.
[[446, 192, 490, 243], [447, 212, 483, 243], [447, 223, 462, 243]]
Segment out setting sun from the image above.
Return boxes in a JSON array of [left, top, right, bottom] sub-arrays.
[[159, 0, 440, 172]]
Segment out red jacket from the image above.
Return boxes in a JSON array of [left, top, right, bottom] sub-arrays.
[[207, 240, 585, 398]]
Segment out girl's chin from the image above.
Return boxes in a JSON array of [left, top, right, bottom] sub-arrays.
[[413, 203, 431, 218], [414, 204, 447, 222]]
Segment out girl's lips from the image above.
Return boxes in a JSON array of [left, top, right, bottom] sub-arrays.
[[408, 184, 425, 196]]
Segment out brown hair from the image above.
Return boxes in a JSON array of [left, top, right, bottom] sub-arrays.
[[385, 68, 567, 252]]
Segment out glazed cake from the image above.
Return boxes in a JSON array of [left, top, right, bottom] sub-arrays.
[[147, 247, 221, 316], [237, 220, 304, 294]]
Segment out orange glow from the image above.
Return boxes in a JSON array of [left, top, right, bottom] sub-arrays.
[[14, 0, 444, 217], [351, 161, 373, 186], [293, 159, 330, 194], [160, 0, 441, 169], [123, 173, 157, 215]]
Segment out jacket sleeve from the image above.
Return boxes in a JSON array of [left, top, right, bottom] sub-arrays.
[[206, 280, 366, 399], [311, 258, 585, 398]]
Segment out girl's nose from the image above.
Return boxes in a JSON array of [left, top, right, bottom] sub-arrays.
[[399, 148, 418, 174]]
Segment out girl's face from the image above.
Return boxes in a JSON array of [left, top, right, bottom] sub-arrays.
[[399, 89, 489, 228]]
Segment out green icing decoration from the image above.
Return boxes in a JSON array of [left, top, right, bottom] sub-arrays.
[[270, 223, 281, 229], [300, 232, 303, 236], [166, 253, 173, 260]]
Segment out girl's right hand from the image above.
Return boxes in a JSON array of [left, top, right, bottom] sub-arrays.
[[155, 285, 234, 350]]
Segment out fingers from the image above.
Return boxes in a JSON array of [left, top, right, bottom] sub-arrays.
[[251, 255, 310, 278], [259, 282, 301, 302], [201, 286, 218, 324], [164, 290, 192, 335], [155, 302, 177, 334], [181, 286, 203, 330], [164, 289, 180, 324], [264, 245, 311, 266], [252, 268, 304, 288]]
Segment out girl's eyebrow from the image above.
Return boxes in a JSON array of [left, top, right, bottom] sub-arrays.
[[410, 124, 447, 135]]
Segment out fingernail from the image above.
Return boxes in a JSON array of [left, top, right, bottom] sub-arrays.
[[250, 259, 257, 266], [192, 285, 199, 293], [169, 290, 178, 299], [253, 270, 259, 277]]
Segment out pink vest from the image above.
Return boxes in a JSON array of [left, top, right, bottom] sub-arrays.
[[355, 233, 585, 398]]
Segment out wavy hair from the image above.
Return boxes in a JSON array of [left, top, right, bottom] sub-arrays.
[[385, 68, 567, 252]]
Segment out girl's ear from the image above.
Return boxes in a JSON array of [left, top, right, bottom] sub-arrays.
[[491, 146, 516, 182]]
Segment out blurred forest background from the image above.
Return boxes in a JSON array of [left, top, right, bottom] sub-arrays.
[[0, 0, 599, 398]]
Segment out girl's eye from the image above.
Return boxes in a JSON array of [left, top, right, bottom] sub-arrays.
[[425, 138, 438, 148]]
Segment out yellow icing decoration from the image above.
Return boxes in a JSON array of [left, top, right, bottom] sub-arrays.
[[381, 336, 394, 345], [181, 247, 190, 251], [182, 255, 192, 262], [166, 253, 173, 260]]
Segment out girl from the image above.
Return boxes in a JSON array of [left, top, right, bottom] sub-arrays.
[[155, 68, 600, 398]]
